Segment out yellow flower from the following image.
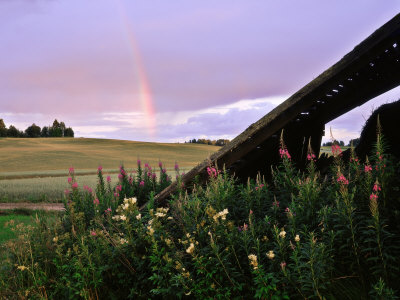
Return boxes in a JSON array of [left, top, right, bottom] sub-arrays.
[[266, 250, 275, 260], [248, 254, 258, 270], [155, 212, 166, 218], [17, 265, 27, 271], [279, 230, 286, 238], [53, 236, 58, 243], [120, 238, 128, 244], [295, 234, 300, 242], [186, 242, 195, 254], [136, 213, 141, 220], [120, 215, 127, 221]]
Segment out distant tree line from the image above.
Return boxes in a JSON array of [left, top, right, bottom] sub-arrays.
[[0, 119, 74, 138], [185, 138, 230, 146], [322, 138, 360, 147]]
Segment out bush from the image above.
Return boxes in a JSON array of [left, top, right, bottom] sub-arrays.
[[1, 132, 399, 299]]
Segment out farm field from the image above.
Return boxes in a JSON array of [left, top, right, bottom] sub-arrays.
[[0, 138, 219, 202]]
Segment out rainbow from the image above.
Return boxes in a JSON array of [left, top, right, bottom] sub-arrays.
[[114, 0, 157, 138]]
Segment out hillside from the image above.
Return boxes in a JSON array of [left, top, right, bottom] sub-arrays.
[[0, 138, 220, 175]]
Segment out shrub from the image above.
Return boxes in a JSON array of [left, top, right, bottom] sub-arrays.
[[1, 131, 399, 299]]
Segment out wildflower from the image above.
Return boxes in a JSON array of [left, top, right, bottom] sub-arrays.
[[93, 198, 99, 205], [120, 238, 128, 245], [272, 200, 280, 208], [136, 213, 141, 220], [97, 165, 102, 172], [90, 231, 97, 236], [370, 194, 378, 201], [364, 165, 372, 173], [114, 192, 119, 198], [72, 182, 78, 189], [118, 174, 123, 180], [68, 177, 72, 183], [175, 163, 179, 170], [139, 181, 144, 187], [266, 250, 275, 260], [249, 209, 253, 215], [147, 226, 154, 236], [152, 173, 157, 180], [69, 167, 74, 174], [307, 153, 316, 161], [295, 234, 300, 242], [337, 174, 349, 185], [279, 229, 286, 238], [107, 175, 111, 182], [213, 208, 229, 221], [64, 189, 70, 196], [279, 148, 291, 159], [116, 185, 122, 192], [167, 216, 173, 220], [280, 261, 287, 270], [137, 158, 142, 167], [207, 166, 219, 178], [17, 265, 27, 271], [158, 161, 163, 168], [105, 208, 112, 213], [331, 144, 342, 156], [248, 254, 258, 270], [53, 236, 58, 243], [373, 183, 381, 192], [186, 243, 195, 254], [155, 212, 166, 218]]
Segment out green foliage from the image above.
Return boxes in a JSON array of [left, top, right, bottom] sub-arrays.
[[1, 131, 400, 298]]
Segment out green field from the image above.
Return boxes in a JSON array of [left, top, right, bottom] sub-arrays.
[[0, 138, 219, 202]]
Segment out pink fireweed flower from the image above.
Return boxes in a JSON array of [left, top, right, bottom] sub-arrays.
[[174, 163, 179, 170], [162, 168, 166, 174], [68, 177, 72, 184], [114, 192, 119, 198], [144, 163, 149, 169], [249, 209, 253, 215], [90, 230, 97, 236], [129, 176, 133, 184], [137, 159, 141, 166], [207, 167, 219, 178], [307, 153, 316, 161], [118, 174, 123, 180], [107, 175, 111, 183], [364, 165, 372, 173], [331, 144, 342, 156], [279, 148, 291, 160], [97, 165, 102, 172], [337, 174, 349, 185], [105, 208, 112, 213], [272, 200, 280, 208], [370, 194, 378, 201], [116, 185, 122, 192], [238, 223, 249, 232], [69, 167, 74, 174], [139, 181, 144, 187], [152, 173, 157, 180], [64, 189, 70, 196], [93, 198, 99, 205], [280, 261, 287, 270], [255, 184, 265, 191], [158, 162, 163, 168], [72, 182, 78, 189], [373, 183, 381, 192]]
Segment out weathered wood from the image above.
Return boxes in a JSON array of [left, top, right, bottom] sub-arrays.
[[152, 13, 400, 207]]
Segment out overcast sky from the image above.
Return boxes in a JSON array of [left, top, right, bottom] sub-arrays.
[[1, 0, 400, 143]]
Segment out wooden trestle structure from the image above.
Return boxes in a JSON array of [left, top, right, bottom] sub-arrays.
[[155, 13, 400, 205]]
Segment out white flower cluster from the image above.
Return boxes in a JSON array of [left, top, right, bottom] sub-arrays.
[[213, 208, 229, 221], [121, 197, 137, 210], [112, 215, 127, 221], [155, 207, 169, 218]]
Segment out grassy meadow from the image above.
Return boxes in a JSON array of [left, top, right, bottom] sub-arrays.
[[0, 138, 219, 202]]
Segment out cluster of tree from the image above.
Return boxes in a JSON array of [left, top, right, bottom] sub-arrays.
[[0, 119, 74, 138], [186, 138, 230, 146], [322, 138, 360, 147]]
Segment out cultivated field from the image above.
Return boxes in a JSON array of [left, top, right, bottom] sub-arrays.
[[0, 138, 219, 202]]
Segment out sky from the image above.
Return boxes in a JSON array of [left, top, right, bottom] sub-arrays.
[[1, 0, 400, 143]]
